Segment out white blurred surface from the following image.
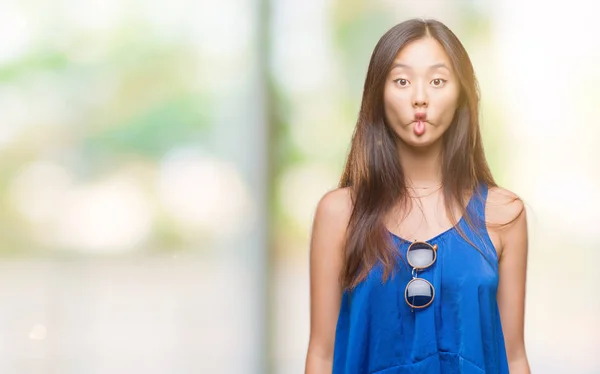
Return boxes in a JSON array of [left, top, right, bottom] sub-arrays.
[[0, 256, 255, 374]]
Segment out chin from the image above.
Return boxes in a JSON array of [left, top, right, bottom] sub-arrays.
[[399, 133, 440, 149]]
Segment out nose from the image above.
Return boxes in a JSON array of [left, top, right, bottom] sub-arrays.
[[413, 98, 428, 108], [412, 82, 428, 108]]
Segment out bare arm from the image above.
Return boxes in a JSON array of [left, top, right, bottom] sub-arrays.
[[304, 188, 353, 374], [489, 188, 531, 374]]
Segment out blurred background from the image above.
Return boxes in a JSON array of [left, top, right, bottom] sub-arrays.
[[0, 0, 599, 373]]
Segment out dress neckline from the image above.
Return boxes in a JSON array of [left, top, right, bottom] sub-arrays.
[[386, 185, 479, 243]]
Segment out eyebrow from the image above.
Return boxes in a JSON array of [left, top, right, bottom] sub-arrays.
[[390, 62, 451, 71]]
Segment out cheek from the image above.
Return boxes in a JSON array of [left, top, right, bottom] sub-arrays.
[[438, 91, 460, 122], [383, 89, 398, 120], [383, 87, 409, 122]]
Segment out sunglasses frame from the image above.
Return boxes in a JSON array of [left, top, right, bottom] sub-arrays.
[[404, 241, 438, 310]]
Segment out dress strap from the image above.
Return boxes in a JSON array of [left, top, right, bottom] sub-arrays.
[[467, 183, 488, 223], [463, 183, 499, 268]]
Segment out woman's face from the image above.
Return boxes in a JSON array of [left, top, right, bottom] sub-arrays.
[[383, 37, 460, 148]]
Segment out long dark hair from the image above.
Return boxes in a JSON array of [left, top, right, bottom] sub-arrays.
[[339, 18, 498, 290]]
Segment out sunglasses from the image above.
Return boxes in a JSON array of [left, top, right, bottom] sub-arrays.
[[404, 241, 438, 310]]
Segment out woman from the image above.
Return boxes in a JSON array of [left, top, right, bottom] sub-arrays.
[[304, 19, 530, 373]]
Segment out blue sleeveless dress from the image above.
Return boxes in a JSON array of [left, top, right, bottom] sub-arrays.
[[332, 184, 508, 373]]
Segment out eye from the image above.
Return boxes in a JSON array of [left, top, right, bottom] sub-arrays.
[[394, 78, 410, 87], [431, 78, 447, 87]]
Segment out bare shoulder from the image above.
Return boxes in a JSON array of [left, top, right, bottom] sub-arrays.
[[485, 186, 527, 256], [310, 186, 354, 267], [486, 186, 525, 225], [314, 187, 354, 227]]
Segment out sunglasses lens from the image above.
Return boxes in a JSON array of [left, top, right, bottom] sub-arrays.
[[406, 278, 434, 308], [407, 243, 435, 268]]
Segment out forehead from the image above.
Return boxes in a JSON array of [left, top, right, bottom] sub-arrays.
[[392, 37, 453, 69]]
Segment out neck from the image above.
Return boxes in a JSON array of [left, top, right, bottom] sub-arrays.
[[397, 139, 443, 188]]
